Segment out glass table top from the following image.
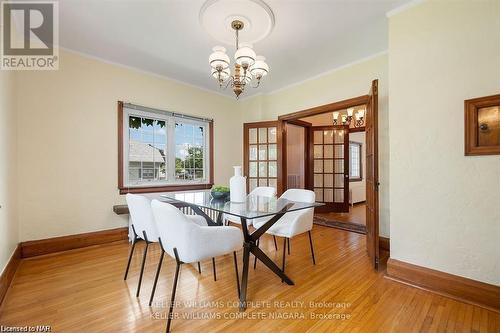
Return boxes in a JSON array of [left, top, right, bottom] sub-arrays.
[[160, 190, 323, 220]]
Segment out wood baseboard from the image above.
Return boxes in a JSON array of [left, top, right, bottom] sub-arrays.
[[379, 236, 390, 252], [0, 244, 21, 306], [20, 227, 129, 258], [386, 258, 500, 313]]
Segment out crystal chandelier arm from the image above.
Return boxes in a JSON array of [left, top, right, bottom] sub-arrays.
[[224, 76, 234, 90]]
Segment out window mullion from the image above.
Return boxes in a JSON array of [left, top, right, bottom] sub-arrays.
[[167, 116, 176, 183]]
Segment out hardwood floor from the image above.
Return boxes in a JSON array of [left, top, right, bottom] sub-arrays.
[[316, 203, 366, 226], [1, 226, 499, 332], [315, 203, 366, 234]]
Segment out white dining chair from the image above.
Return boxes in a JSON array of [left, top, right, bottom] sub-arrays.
[[124, 193, 161, 298], [150, 199, 243, 333], [224, 186, 279, 251], [252, 189, 316, 275], [224, 186, 276, 226], [125, 194, 212, 299]]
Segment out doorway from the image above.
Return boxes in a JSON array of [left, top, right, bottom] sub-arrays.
[[293, 112, 366, 230], [278, 80, 380, 268], [242, 80, 379, 269]]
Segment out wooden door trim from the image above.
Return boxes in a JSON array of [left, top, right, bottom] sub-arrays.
[[282, 120, 311, 191], [287, 119, 312, 127], [278, 95, 369, 121], [365, 79, 380, 269], [279, 95, 369, 193]]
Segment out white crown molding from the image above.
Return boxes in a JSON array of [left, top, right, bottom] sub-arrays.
[[386, 0, 426, 18], [59, 47, 388, 103], [59, 47, 234, 100], [266, 50, 388, 96]]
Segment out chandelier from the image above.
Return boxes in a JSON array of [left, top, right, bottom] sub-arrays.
[[332, 108, 365, 128], [208, 20, 269, 98]]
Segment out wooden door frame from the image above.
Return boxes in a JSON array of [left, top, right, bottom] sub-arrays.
[[283, 119, 312, 190], [278, 89, 380, 269], [278, 94, 370, 191]]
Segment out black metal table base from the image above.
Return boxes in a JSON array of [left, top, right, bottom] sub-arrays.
[[237, 205, 295, 311], [168, 199, 295, 312]]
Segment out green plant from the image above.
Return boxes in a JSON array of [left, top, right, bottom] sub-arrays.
[[211, 185, 230, 193]]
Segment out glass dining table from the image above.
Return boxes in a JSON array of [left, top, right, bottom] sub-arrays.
[[160, 190, 322, 311]]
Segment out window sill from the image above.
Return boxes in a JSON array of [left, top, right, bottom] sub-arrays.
[[349, 178, 363, 182], [119, 183, 213, 195]]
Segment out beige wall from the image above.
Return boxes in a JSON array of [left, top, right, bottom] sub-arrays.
[[389, 0, 500, 285], [239, 54, 390, 236], [16, 50, 241, 241], [0, 70, 18, 273]]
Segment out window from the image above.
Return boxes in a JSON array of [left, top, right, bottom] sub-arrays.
[[349, 142, 362, 181], [118, 102, 213, 194]]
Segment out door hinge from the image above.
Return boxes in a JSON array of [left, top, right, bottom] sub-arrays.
[[375, 182, 380, 191]]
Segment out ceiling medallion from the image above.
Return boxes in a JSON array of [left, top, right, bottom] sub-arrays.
[[200, 0, 274, 99]]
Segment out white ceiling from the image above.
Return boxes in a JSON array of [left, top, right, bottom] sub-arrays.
[[53, 0, 410, 98]]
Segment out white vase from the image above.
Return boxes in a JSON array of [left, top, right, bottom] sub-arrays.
[[230, 166, 247, 203]]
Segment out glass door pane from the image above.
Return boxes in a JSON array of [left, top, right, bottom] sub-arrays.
[[311, 126, 349, 212], [245, 123, 279, 193]]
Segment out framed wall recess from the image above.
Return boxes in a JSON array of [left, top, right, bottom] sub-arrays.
[[464, 93, 500, 156]]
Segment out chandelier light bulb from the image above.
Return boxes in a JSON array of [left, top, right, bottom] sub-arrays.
[[235, 43, 256, 68], [249, 56, 269, 79], [332, 111, 340, 120], [209, 46, 230, 70], [347, 108, 354, 117]]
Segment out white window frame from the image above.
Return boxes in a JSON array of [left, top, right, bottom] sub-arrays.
[[349, 141, 362, 181], [122, 106, 211, 188]]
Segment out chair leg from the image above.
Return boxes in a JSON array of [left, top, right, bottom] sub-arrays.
[[149, 249, 164, 306], [273, 235, 278, 251], [308, 230, 316, 265], [281, 237, 287, 282], [212, 257, 217, 281], [124, 237, 138, 280], [287, 237, 291, 255], [233, 251, 240, 298], [136, 240, 149, 297], [197, 262, 201, 274], [166, 249, 182, 333], [253, 239, 259, 269]]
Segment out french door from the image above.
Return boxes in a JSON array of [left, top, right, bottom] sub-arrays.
[[366, 79, 380, 269], [309, 125, 350, 213], [243, 121, 283, 194]]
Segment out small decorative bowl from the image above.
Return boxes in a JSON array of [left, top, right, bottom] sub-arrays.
[[211, 191, 229, 200]]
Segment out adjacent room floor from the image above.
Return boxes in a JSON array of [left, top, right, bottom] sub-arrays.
[[1, 225, 498, 332], [314, 203, 366, 234]]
